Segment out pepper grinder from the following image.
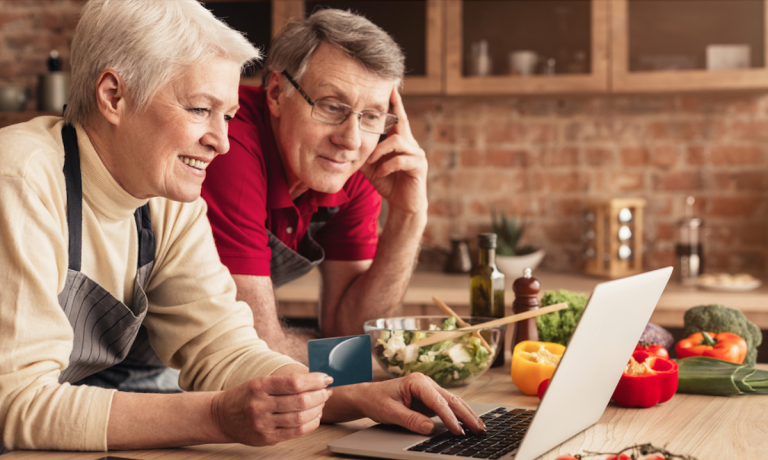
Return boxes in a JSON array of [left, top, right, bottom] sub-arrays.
[[511, 268, 540, 349]]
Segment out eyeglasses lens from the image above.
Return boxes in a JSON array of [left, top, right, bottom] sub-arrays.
[[312, 99, 395, 135]]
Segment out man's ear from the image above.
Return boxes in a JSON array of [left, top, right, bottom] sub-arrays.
[[94, 68, 126, 126], [265, 70, 283, 118]]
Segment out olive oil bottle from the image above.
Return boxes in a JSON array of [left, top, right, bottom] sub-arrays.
[[470, 233, 505, 368]]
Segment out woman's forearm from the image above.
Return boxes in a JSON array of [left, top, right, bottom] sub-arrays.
[[107, 391, 225, 450]]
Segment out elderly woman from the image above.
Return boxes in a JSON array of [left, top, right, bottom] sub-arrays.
[[0, 0, 484, 454]]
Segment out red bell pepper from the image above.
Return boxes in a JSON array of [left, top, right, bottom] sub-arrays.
[[612, 350, 678, 408], [675, 331, 747, 364], [634, 342, 669, 360]]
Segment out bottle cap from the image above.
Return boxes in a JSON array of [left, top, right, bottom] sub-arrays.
[[477, 233, 497, 249], [47, 50, 62, 72]]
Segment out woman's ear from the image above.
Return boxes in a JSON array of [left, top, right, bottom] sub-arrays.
[[265, 70, 283, 118], [94, 68, 126, 126]]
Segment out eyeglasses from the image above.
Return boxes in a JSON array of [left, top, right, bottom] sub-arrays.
[[282, 70, 398, 135]]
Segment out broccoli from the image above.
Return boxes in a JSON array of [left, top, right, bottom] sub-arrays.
[[536, 289, 589, 346], [683, 304, 763, 366]]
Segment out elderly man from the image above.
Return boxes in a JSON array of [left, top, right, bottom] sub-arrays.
[[201, 9, 428, 362], [0, 0, 482, 454]]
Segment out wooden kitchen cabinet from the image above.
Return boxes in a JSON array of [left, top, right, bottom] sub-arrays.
[[247, 0, 444, 94], [611, 0, 768, 92], [444, 0, 610, 95], [202, 0, 281, 86], [301, 0, 444, 94], [204, 0, 768, 96]]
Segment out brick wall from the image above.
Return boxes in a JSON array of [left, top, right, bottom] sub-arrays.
[[404, 94, 768, 277], [0, 0, 81, 110], [1, 0, 765, 277]]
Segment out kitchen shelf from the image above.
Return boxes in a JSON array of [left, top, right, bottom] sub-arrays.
[[213, 0, 768, 95], [444, 0, 609, 95], [304, 0, 444, 94], [228, 0, 444, 94], [611, 0, 768, 93]]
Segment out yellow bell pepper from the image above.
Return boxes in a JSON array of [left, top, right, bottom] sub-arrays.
[[511, 341, 566, 396]]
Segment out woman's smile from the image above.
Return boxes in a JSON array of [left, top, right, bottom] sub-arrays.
[[179, 155, 211, 173]]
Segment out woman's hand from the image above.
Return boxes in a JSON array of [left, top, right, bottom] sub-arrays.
[[323, 373, 486, 436], [211, 372, 333, 446]]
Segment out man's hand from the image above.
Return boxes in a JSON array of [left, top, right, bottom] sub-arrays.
[[211, 372, 333, 446], [360, 86, 427, 217], [323, 373, 486, 436]]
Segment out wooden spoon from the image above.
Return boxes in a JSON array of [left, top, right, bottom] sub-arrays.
[[409, 302, 568, 350], [432, 296, 492, 353]]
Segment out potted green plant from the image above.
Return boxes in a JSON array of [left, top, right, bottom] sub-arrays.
[[491, 212, 545, 277]]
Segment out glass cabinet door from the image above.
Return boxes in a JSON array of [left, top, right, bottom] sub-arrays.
[[611, 0, 768, 92], [303, 0, 444, 94], [203, 0, 274, 85], [445, 0, 609, 95]]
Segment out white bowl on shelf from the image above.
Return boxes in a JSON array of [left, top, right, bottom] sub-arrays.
[[495, 249, 546, 278]]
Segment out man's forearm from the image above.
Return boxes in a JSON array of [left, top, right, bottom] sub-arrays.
[[232, 274, 319, 365], [322, 209, 426, 337], [263, 325, 319, 364]]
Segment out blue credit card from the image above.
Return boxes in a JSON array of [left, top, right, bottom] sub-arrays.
[[308, 334, 373, 388]]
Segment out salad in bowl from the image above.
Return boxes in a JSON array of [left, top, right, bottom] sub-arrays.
[[364, 316, 505, 386]]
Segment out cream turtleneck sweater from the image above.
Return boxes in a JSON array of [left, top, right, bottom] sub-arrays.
[[0, 117, 300, 452]]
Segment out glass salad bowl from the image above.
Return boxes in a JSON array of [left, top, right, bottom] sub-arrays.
[[363, 316, 506, 387]]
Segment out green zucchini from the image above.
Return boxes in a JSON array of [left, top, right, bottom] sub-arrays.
[[676, 357, 768, 396]]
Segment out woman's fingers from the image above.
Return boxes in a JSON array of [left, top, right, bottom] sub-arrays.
[[272, 388, 333, 413], [260, 372, 332, 395], [402, 374, 463, 435], [271, 403, 326, 428], [213, 372, 332, 447], [436, 388, 485, 434], [272, 412, 324, 441]]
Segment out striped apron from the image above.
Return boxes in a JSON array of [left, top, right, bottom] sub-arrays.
[[0, 125, 175, 455], [60, 125, 180, 393], [268, 205, 339, 288]]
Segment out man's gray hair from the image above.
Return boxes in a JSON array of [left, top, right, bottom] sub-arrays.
[[263, 8, 405, 90], [65, 0, 261, 126]]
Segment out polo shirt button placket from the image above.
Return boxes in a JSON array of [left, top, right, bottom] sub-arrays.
[[286, 226, 294, 234]]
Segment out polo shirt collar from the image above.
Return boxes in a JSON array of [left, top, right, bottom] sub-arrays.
[[264, 117, 350, 210]]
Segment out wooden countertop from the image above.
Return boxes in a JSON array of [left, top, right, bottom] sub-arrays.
[[275, 269, 768, 328], [9, 362, 768, 460]]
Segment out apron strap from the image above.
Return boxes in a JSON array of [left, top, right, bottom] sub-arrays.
[[61, 124, 83, 272], [61, 124, 155, 271], [134, 203, 155, 269]]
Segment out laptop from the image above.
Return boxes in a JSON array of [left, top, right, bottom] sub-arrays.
[[327, 267, 673, 460]]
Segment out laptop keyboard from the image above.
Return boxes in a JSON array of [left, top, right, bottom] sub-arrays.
[[406, 407, 534, 459]]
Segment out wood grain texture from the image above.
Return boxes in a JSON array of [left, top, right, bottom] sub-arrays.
[[401, 0, 444, 95], [7, 363, 767, 459], [271, 0, 304, 38]]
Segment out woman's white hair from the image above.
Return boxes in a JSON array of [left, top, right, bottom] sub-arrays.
[[65, 0, 260, 126]]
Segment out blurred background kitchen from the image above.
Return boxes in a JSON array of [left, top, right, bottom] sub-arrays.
[[2, 0, 767, 355]]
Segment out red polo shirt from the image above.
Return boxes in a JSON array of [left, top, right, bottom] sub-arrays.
[[201, 85, 381, 277]]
